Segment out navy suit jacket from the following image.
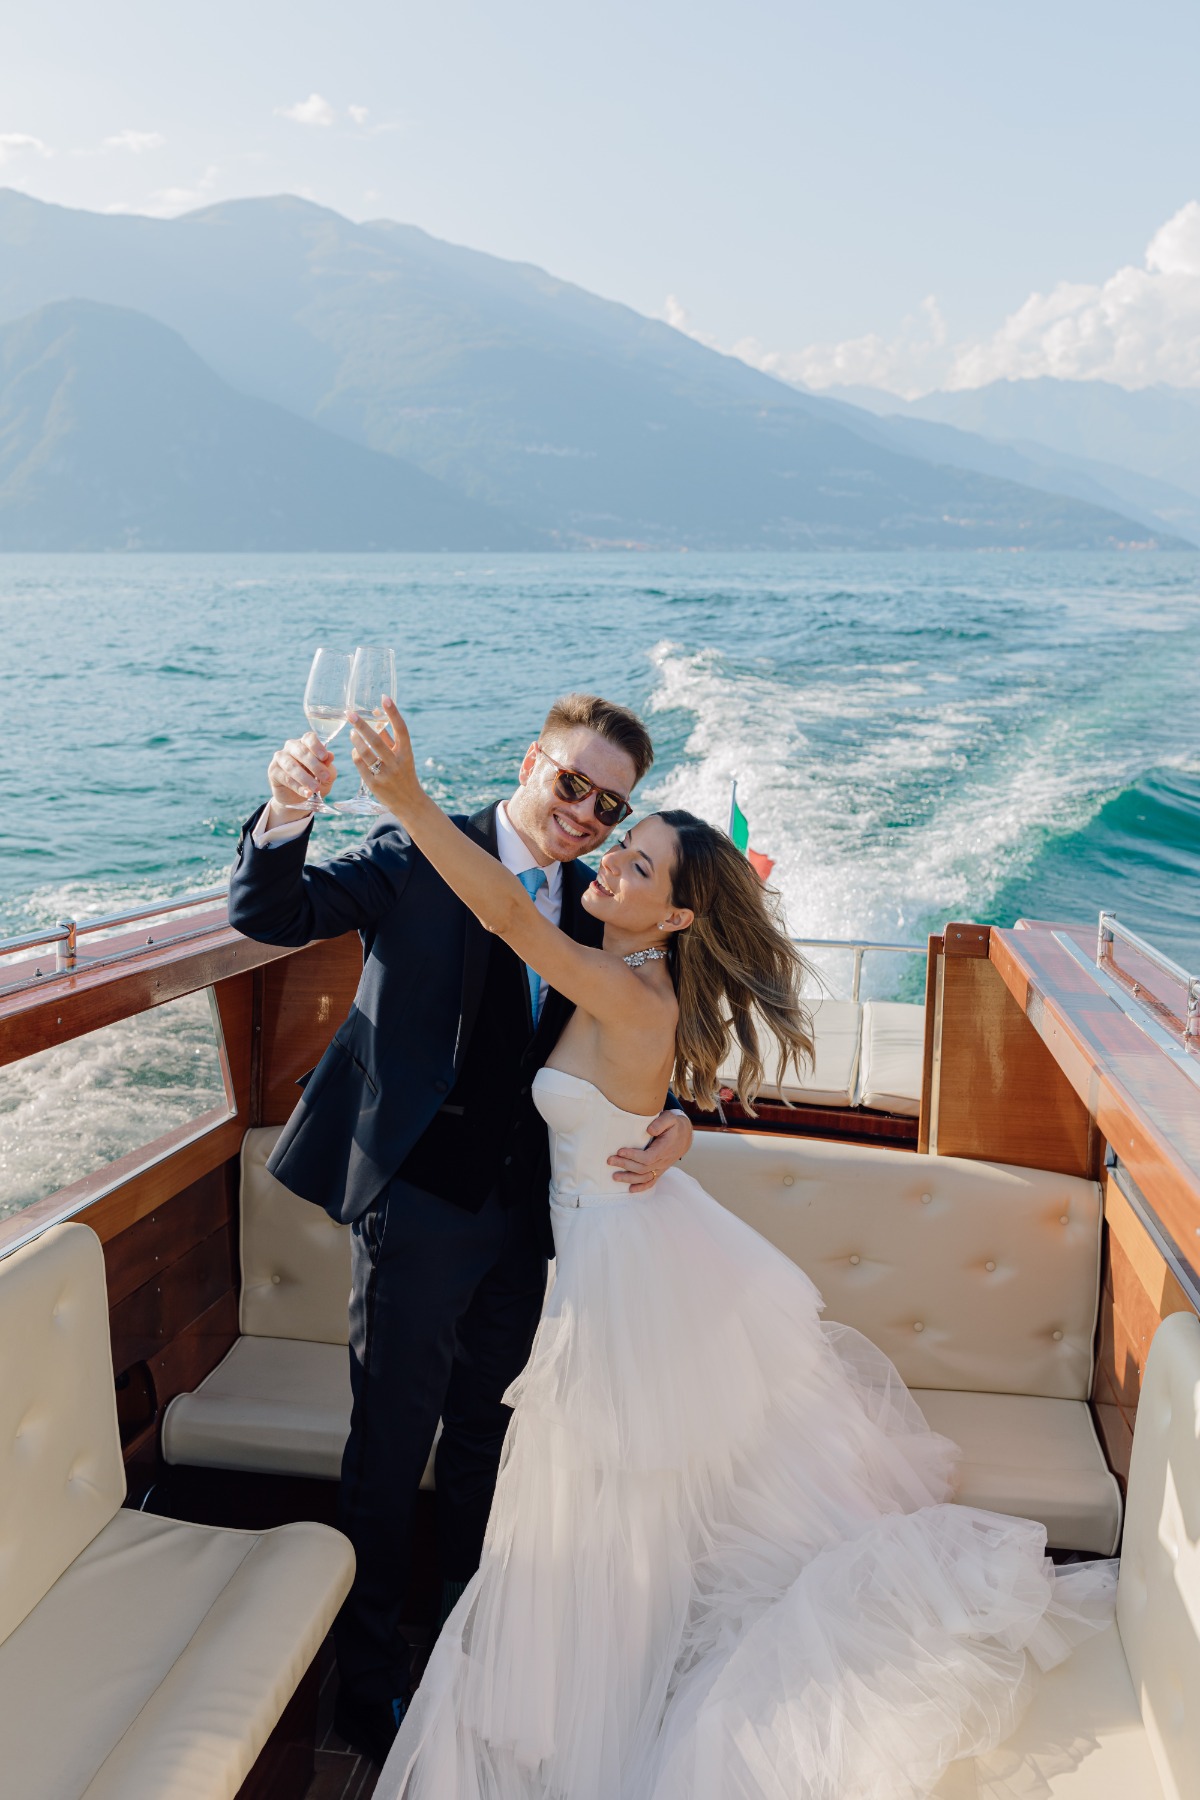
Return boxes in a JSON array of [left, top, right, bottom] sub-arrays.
[[227, 801, 604, 1224]]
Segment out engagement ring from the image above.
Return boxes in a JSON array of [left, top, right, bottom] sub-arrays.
[[370, 759, 383, 776]]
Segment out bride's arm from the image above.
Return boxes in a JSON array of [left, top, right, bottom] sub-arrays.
[[348, 702, 656, 1024]]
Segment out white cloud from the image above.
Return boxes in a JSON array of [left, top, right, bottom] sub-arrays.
[[276, 93, 335, 127], [945, 200, 1200, 390], [145, 164, 220, 217], [735, 297, 950, 399], [0, 132, 50, 165], [348, 104, 369, 126], [103, 129, 165, 154], [666, 201, 1200, 398]]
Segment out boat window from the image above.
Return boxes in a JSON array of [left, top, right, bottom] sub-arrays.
[[0, 987, 235, 1227]]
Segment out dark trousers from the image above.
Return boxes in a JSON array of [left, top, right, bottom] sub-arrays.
[[334, 1175, 547, 1710]]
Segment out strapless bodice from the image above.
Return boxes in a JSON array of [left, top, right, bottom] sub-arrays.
[[533, 1067, 660, 1208]]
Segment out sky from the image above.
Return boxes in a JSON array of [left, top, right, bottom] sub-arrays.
[[3, 0, 1200, 396]]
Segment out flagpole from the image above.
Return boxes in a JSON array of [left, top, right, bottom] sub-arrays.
[[728, 777, 738, 838]]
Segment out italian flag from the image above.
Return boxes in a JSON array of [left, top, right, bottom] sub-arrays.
[[728, 782, 775, 882]]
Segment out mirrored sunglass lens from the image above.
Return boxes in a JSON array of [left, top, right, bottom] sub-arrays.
[[555, 770, 591, 803], [595, 793, 625, 822]]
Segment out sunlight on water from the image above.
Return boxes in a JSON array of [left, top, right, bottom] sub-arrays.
[[0, 989, 232, 1217]]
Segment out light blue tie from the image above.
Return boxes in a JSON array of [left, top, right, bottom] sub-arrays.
[[517, 866, 548, 1022]]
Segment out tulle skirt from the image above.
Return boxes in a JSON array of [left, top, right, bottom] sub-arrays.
[[379, 1169, 1116, 1800]]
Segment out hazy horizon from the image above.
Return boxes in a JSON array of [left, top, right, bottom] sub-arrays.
[[3, 0, 1200, 401]]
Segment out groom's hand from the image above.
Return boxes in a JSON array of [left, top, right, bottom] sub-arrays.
[[608, 1109, 694, 1193], [268, 731, 337, 811]]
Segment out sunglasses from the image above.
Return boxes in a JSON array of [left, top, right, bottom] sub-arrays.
[[535, 745, 633, 826]]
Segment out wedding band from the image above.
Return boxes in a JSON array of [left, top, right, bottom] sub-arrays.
[[370, 759, 383, 776]]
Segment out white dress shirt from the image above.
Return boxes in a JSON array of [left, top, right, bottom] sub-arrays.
[[494, 801, 562, 928]]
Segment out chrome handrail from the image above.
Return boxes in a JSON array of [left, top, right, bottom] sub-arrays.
[[0, 887, 229, 994], [1097, 911, 1199, 1043], [0, 892, 924, 1005], [791, 937, 925, 1004]]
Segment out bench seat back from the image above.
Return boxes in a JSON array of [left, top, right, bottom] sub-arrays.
[[682, 1131, 1103, 1401], [239, 1125, 1103, 1406], [240, 1130, 350, 1344], [0, 1224, 125, 1647]]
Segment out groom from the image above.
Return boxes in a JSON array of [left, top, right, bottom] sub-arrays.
[[228, 692, 693, 1765]]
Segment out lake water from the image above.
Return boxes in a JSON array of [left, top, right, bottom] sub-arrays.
[[3, 551, 1199, 985]]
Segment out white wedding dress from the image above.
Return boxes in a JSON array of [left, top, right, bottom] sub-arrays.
[[379, 1068, 1115, 1800]]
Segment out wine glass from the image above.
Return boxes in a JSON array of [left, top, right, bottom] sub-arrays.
[[330, 645, 397, 817], [295, 648, 353, 812]]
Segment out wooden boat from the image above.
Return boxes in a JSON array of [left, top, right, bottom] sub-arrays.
[[1, 892, 1197, 1798]]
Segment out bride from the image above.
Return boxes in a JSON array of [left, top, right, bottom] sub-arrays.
[[350, 700, 1115, 1800]]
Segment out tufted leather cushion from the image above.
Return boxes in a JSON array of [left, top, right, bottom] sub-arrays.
[[913, 1390, 1120, 1554], [717, 998, 862, 1107], [859, 1000, 924, 1116], [0, 1224, 125, 1649], [0, 1506, 354, 1800], [682, 1131, 1103, 1400], [239, 1128, 350, 1343]]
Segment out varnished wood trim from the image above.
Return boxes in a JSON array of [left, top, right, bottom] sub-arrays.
[[259, 937, 363, 1126], [687, 1099, 918, 1146], [943, 922, 991, 959], [990, 924, 1200, 1267], [102, 1164, 235, 1308], [110, 1222, 236, 1371], [0, 918, 294, 1066], [1092, 1396, 1134, 1489], [1104, 1171, 1194, 1323], [931, 948, 1096, 1175], [917, 935, 942, 1154], [150, 1288, 240, 1413]]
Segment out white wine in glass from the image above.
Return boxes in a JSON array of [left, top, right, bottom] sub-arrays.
[[330, 645, 397, 817], [295, 648, 353, 812]]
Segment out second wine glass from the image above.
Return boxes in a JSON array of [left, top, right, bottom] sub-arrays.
[[299, 647, 353, 812], [331, 645, 397, 816]]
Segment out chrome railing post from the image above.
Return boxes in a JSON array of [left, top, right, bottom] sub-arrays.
[[1188, 978, 1200, 1046], [55, 918, 77, 972], [851, 947, 864, 1004], [1097, 911, 1115, 966]]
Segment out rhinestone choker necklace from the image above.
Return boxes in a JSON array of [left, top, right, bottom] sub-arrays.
[[623, 946, 668, 968]]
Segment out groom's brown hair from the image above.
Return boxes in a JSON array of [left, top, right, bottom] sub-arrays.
[[542, 693, 654, 785]]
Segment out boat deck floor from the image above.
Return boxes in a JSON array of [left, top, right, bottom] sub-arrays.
[[308, 1641, 382, 1800]]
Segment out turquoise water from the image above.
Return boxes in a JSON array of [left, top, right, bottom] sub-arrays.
[[2, 552, 1198, 988]]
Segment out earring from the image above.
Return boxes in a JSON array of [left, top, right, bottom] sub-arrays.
[[657, 922, 670, 931]]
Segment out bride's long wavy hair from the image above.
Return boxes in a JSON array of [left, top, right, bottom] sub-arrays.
[[656, 810, 813, 1115]]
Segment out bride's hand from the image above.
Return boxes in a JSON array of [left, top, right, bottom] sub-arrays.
[[348, 697, 424, 819]]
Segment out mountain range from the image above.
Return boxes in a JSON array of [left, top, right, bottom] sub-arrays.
[[0, 187, 1195, 552], [0, 300, 531, 550], [824, 379, 1200, 544]]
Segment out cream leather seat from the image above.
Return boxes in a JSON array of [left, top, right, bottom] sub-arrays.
[[162, 1129, 438, 1489], [935, 1309, 1200, 1798], [859, 998, 924, 1115], [0, 1221, 354, 1800], [717, 997, 862, 1107], [682, 1131, 1121, 1554]]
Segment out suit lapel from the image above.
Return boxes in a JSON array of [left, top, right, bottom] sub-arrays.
[[454, 804, 501, 1070]]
